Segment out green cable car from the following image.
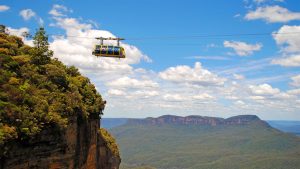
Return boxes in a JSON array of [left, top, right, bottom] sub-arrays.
[[92, 37, 126, 58]]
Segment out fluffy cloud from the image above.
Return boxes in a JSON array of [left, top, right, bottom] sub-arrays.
[[224, 41, 262, 56], [271, 55, 300, 67], [233, 74, 245, 80], [49, 16, 151, 78], [273, 25, 300, 53], [253, 0, 284, 4], [49, 4, 71, 17], [249, 83, 280, 96], [131, 90, 159, 98], [248, 83, 295, 102], [20, 9, 36, 20], [19, 9, 43, 25], [163, 94, 186, 102], [234, 100, 246, 106], [245, 6, 300, 23], [0, 5, 9, 12], [159, 62, 226, 86], [106, 77, 159, 89], [290, 75, 300, 87], [287, 88, 300, 95], [192, 93, 215, 100], [108, 89, 126, 96]]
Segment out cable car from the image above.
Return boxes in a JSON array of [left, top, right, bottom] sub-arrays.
[[93, 45, 125, 58], [92, 37, 126, 58]]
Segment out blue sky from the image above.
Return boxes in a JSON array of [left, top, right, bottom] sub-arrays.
[[1, 0, 300, 120]]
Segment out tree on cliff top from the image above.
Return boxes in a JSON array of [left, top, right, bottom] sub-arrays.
[[31, 27, 53, 65]]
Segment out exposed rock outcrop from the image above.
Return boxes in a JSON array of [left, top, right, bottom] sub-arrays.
[[1, 113, 121, 169], [128, 115, 268, 126]]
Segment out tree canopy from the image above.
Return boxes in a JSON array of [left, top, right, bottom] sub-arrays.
[[0, 29, 105, 156]]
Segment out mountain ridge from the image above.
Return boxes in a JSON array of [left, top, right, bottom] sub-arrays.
[[127, 114, 269, 126]]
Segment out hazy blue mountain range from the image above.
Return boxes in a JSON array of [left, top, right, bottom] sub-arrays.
[[268, 121, 300, 136], [102, 118, 300, 136], [108, 115, 300, 169]]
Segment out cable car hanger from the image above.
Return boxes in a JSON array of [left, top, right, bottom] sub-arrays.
[[93, 37, 126, 59]]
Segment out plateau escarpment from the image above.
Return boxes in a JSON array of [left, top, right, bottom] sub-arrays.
[[0, 29, 120, 169], [128, 114, 268, 126]]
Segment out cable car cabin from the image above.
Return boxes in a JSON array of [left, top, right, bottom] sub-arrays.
[[92, 45, 126, 58]]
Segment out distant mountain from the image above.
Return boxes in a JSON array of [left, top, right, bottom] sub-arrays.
[[101, 118, 128, 129], [267, 121, 300, 136], [127, 114, 267, 126], [111, 115, 300, 169], [102, 118, 300, 136]]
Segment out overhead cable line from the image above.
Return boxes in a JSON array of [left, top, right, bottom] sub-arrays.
[[5, 29, 300, 41]]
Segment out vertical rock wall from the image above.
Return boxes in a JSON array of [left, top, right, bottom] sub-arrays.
[[1, 113, 121, 169]]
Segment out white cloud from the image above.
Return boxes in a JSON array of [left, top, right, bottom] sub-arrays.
[[224, 41, 262, 56], [20, 9, 36, 20], [51, 17, 150, 64], [248, 83, 295, 102], [0, 5, 9, 12], [106, 77, 159, 89], [49, 16, 151, 78], [108, 89, 126, 96], [245, 6, 300, 23], [132, 90, 159, 98], [273, 25, 300, 53], [249, 83, 280, 96], [234, 13, 241, 18], [159, 62, 226, 86], [19, 9, 43, 25], [233, 74, 245, 80], [253, 0, 268, 4], [163, 94, 186, 102], [290, 74, 300, 87], [249, 95, 265, 101], [234, 100, 246, 106], [253, 0, 284, 4], [287, 88, 300, 95], [49, 4, 71, 17], [192, 93, 215, 100], [271, 55, 300, 67], [185, 55, 230, 61]]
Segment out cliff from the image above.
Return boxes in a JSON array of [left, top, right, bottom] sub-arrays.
[[0, 30, 120, 169], [1, 114, 121, 169], [128, 114, 268, 126]]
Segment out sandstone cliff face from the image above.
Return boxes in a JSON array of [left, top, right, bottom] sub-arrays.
[[128, 115, 269, 126], [1, 113, 120, 169]]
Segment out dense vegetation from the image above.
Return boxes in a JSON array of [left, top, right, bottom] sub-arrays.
[[111, 121, 300, 169], [99, 128, 120, 157], [0, 28, 105, 156]]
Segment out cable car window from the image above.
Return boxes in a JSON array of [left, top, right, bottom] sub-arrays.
[[100, 46, 107, 55], [107, 46, 114, 55], [113, 47, 120, 55]]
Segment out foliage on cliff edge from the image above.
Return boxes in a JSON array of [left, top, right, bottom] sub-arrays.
[[0, 28, 105, 150], [99, 128, 120, 157]]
